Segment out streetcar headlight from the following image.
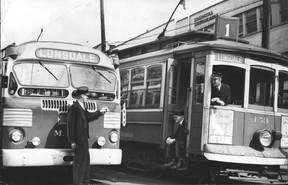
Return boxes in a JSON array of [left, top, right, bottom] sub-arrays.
[[97, 136, 106, 146], [10, 129, 23, 143], [258, 130, 273, 147], [31, 137, 41, 146], [109, 131, 118, 143]]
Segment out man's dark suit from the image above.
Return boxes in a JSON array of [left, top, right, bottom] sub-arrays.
[[166, 118, 186, 159], [67, 101, 102, 185], [211, 83, 231, 105]]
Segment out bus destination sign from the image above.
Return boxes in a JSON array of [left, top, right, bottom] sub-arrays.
[[36, 48, 100, 63]]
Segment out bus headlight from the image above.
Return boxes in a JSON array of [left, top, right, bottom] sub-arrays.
[[109, 131, 118, 143], [97, 136, 106, 146], [10, 129, 23, 143], [258, 130, 273, 147], [31, 137, 41, 146]]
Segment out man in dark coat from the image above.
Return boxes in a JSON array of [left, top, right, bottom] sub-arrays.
[[162, 111, 187, 170], [67, 86, 108, 185], [211, 72, 231, 106]]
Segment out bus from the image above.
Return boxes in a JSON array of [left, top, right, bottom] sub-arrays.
[[0, 41, 122, 168], [115, 30, 288, 182]]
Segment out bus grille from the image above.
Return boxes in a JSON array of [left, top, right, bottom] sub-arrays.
[[3, 108, 33, 126], [41, 100, 97, 112], [41, 99, 69, 112]]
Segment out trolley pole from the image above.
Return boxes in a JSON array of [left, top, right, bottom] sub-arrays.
[[261, 0, 271, 49], [100, 0, 106, 52]]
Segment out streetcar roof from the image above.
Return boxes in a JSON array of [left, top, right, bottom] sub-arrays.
[[120, 39, 288, 65], [174, 39, 288, 62]]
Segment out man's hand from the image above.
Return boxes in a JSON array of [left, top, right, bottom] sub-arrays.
[[211, 98, 225, 105], [71, 142, 76, 149], [166, 137, 176, 144], [100, 107, 109, 114]]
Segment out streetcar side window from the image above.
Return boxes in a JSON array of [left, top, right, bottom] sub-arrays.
[[195, 63, 205, 104], [120, 64, 163, 109], [130, 67, 145, 108], [120, 70, 129, 105], [168, 65, 178, 104], [145, 65, 162, 108], [212, 65, 245, 106], [249, 66, 275, 107], [278, 71, 288, 109]]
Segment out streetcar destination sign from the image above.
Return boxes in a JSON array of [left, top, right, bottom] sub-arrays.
[[36, 48, 100, 63], [215, 53, 244, 64]]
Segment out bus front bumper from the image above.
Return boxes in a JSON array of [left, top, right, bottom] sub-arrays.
[[2, 148, 122, 167]]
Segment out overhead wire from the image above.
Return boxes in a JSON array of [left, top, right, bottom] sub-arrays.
[[20, 0, 90, 43]]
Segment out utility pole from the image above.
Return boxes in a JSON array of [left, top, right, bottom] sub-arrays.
[[261, 0, 271, 49], [100, 0, 106, 52]]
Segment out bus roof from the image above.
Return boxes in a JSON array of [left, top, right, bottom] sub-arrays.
[[3, 41, 115, 69]]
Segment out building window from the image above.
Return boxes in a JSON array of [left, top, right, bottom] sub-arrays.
[[245, 8, 258, 34], [234, 14, 243, 37], [278, 71, 288, 109], [280, 0, 288, 23], [249, 66, 274, 107], [145, 65, 162, 108]]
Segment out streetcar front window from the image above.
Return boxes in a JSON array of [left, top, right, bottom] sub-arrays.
[[278, 71, 288, 109], [13, 62, 69, 87], [249, 66, 274, 107], [70, 65, 116, 92]]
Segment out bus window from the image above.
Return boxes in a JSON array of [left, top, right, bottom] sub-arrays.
[[8, 72, 17, 95], [249, 66, 274, 107], [168, 65, 178, 104], [130, 67, 145, 108], [212, 65, 245, 106], [120, 70, 129, 104], [278, 71, 288, 109], [70, 65, 116, 92], [146, 65, 162, 108], [14, 62, 68, 87]]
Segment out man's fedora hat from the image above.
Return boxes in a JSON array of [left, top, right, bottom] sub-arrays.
[[211, 72, 223, 79], [73, 86, 89, 97]]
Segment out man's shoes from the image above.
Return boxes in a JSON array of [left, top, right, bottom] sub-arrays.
[[162, 159, 176, 168], [169, 160, 185, 170]]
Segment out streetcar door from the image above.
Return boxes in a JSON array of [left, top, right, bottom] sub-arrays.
[[188, 56, 206, 152]]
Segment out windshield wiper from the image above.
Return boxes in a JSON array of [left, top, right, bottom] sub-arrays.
[[38, 61, 58, 81], [92, 66, 111, 84]]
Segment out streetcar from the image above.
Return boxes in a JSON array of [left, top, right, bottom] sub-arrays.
[[0, 41, 122, 168], [115, 17, 288, 182]]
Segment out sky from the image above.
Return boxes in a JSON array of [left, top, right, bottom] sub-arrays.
[[1, 0, 222, 49]]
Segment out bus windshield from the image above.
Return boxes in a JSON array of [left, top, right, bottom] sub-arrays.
[[13, 61, 69, 87], [70, 65, 116, 92]]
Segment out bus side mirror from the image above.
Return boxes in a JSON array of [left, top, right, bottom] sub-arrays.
[[1, 76, 8, 88]]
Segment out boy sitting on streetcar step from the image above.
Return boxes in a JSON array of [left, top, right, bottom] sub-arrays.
[[162, 111, 187, 170]]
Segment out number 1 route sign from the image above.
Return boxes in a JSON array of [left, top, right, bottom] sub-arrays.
[[214, 15, 239, 40]]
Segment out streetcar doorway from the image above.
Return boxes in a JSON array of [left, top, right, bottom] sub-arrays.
[[162, 59, 191, 148]]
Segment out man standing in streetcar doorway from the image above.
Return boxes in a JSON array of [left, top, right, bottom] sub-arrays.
[[67, 86, 108, 185]]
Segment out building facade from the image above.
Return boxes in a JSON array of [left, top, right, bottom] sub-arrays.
[[116, 0, 288, 56]]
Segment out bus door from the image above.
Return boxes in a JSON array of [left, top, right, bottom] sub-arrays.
[[161, 58, 191, 148], [187, 55, 206, 152]]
